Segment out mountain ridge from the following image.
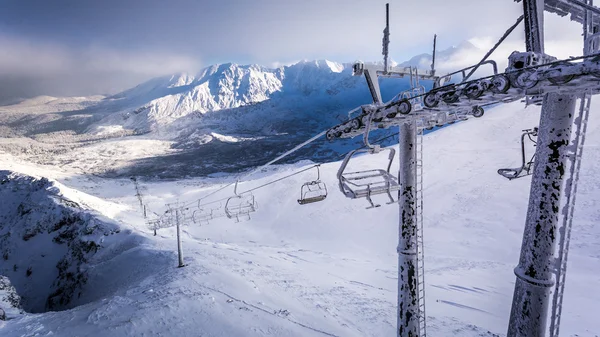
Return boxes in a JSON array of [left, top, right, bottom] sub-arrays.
[[0, 42, 485, 178]]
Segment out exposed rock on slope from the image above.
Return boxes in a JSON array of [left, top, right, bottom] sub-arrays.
[[0, 171, 128, 312], [0, 275, 22, 320]]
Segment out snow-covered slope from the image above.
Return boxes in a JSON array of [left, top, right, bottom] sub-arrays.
[[0, 100, 598, 336], [0, 171, 146, 314]]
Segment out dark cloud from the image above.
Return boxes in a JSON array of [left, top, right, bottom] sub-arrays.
[[0, 0, 587, 101]]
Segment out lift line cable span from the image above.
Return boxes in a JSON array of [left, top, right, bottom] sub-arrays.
[[170, 130, 329, 212], [240, 164, 321, 195], [192, 165, 321, 210], [153, 14, 539, 218]]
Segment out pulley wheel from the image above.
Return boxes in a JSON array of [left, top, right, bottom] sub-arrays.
[[464, 82, 485, 99], [397, 99, 412, 115], [490, 74, 510, 94], [547, 62, 575, 85], [441, 91, 460, 104], [424, 92, 440, 108], [472, 106, 484, 118], [514, 69, 538, 89]]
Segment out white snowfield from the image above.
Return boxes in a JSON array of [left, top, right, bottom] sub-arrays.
[[0, 101, 599, 337]]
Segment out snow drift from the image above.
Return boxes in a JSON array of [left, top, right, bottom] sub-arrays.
[[0, 171, 148, 313]]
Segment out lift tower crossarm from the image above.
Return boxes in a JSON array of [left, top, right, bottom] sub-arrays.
[[352, 62, 439, 105], [516, 0, 600, 24]]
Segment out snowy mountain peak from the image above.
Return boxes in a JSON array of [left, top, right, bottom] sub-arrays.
[[400, 40, 482, 71], [452, 40, 478, 51], [168, 72, 196, 88], [288, 59, 345, 73]]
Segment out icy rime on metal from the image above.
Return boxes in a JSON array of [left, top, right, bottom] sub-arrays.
[[522, 0, 546, 52], [508, 94, 576, 337], [397, 121, 420, 336], [507, 0, 580, 336]]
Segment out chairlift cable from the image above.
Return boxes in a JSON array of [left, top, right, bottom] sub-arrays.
[[166, 98, 425, 214], [339, 131, 399, 158], [241, 165, 320, 194], [178, 130, 328, 210], [461, 15, 524, 83], [196, 165, 320, 209]]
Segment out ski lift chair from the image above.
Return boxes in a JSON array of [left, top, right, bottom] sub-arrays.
[[498, 127, 538, 180], [193, 206, 214, 225], [298, 165, 328, 205], [225, 181, 258, 222], [337, 114, 400, 209], [193, 199, 226, 225]]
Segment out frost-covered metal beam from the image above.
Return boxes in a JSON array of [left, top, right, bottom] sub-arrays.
[[508, 1, 579, 335], [515, 0, 600, 24], [507, 94, 577, 337], [521, 0, 546, 52], [397, 121, 420, 337]]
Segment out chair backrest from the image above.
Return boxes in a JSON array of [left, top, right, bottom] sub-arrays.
[[225, 194, 257, 220], [298, 180, 327, 205]]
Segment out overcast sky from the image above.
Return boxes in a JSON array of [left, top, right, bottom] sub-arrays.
[[0, 0, 587, 101]]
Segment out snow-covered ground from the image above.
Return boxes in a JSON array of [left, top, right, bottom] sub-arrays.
[[0, 100, 599, 336]]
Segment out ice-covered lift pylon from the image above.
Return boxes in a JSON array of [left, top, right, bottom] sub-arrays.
[[325, 1, 599, 336]]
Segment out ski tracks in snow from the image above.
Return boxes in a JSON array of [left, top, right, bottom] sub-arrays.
[[158, 232, 399, 336]]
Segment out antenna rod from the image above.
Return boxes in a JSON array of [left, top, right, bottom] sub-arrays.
[[431, 34, 437, 76], [382, 3, 390, 73]]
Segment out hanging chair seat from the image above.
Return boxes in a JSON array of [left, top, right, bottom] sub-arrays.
[[298, 179, 328, 205], [339, 169, 400, 199], [225, 194, 257, 221], [298, 195, 327, 205], [337, 146, 399, 208], [498, 167, 524, 180], [498, 127, 537, 180]]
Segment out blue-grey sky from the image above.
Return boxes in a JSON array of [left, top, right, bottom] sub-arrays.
[[0, 0, 585, 101]]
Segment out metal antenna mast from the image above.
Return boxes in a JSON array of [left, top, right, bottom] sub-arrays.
[[431, 34, 437, 76], [383, 3, 390, 73]]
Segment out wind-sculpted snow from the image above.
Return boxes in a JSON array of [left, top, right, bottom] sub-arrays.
[[0, 171, 140, 313]]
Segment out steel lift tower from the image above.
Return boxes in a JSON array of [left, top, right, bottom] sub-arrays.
[[509, 1, 598, 336], [325, 1, 600, 336]]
